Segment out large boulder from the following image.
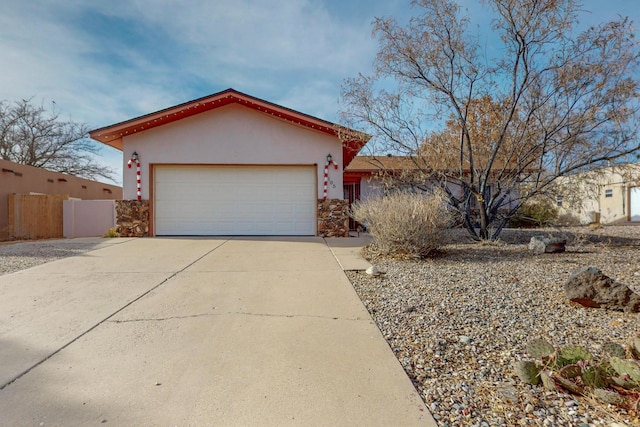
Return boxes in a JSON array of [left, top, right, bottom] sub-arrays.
[[564, 267, 640, 313], [528, 236, 567, 254]]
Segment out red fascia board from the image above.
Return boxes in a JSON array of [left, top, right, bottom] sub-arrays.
[[88, 89, 369, 166], [89, 89, 353, 143]]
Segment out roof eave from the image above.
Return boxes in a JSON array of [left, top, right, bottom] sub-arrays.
[[88, 89, 369, 160]]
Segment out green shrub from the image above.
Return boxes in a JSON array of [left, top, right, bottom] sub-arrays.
[[350, 190, 453, 257], [509, 199, 558, 228]]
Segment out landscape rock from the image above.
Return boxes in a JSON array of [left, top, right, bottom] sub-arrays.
[[564, 267, 640, 313], [528, 235, 567, 254], [365, 265, 380, 276]]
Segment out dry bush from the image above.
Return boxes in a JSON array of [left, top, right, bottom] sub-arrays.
[[508, 199, 558, 228], [350, 190, 453, 257]]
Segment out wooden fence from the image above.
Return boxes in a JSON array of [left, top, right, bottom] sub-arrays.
[[8, 194, 68, 239]]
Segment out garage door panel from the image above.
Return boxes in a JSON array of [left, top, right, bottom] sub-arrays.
[[155, 166, 316, 235]]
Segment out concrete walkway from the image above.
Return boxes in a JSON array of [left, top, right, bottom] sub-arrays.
[[325, 235, 373, 271], [0, 237, 434, 426]]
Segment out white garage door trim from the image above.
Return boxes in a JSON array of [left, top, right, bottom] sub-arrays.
[[154, 165, 317, 235]]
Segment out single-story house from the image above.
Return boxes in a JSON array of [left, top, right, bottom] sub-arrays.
[[553, 163, 640, 224], [89, 88, 369, 237]]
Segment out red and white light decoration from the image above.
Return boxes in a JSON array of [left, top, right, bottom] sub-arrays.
[[323, 153, 339, 201], [127, 151, 141, 201]]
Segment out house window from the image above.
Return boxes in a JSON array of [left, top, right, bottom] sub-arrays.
[[556, 195, 563, 207], [604, 188, 613, 198]]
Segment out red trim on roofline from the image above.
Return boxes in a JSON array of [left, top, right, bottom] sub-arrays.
[[88, 88, 370, 167]]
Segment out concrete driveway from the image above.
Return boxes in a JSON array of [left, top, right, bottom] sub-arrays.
[[0, 237, 434, 426]]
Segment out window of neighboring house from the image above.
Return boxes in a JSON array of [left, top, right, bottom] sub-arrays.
[[604, 188, 613, 198], [556, 195, 563, 207]]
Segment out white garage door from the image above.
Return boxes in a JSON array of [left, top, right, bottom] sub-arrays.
[[154, 166, 316, 235]]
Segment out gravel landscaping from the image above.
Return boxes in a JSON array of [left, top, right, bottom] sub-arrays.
[[3, 229, 638, 425], [0, 238, 118, 275], [347, 225, 640, 426]]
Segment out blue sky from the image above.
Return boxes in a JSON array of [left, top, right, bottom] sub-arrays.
[[0, 0, 638, 184]]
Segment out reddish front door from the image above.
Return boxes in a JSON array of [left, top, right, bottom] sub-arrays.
[[343, 181, 361, 231]]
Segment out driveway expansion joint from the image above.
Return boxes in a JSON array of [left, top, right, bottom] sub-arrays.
[[109, 311, 369, 323], [0, 240, 231, 391]]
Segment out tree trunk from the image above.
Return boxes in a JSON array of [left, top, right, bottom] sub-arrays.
[[478, 200, 490, 240]]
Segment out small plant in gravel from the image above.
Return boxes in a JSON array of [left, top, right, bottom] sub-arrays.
[[350, 190, 453, 258], [102, 227, 118, 238], [514, 337, 640, 411]]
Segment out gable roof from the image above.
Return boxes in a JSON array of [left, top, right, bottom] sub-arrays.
[[89, 88, 369, 166]]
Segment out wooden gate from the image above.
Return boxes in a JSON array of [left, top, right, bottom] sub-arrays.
[[8, 194, 68, 239]]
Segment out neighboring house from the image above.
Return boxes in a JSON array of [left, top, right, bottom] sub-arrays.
[[89, 88, 368, 237], [0, 159, 122, 240], [553, 163, 640, 224]]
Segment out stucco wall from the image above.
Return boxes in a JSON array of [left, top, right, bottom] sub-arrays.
[[63, 199, 116, 238], [556, 164, 640, 224], [358, 175, 519, 213], [359, 176, 384, 202], [1, 159, 122, 240], [121, 104, 344, 200]]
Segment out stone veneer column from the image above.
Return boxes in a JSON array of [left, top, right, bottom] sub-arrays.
[[115, 200, 149, 237], [317, 199, 349, 237]]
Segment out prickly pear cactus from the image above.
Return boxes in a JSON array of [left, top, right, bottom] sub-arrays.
[[602, 341, 626, 358], [553, 374, 584, 395], [514, 360, 541, 385], [609, 357, 640, 383], [558, 345, 593, 366], [540, 370, 556, 391], [632, 337, 640, 359], [580, 365, 606, 388], [516, 338, 638, 409], [559, 364, 581, 379], [612, 375, 637, 389], [526, 338, 555, 360], [597, 358, 617, 377], [593, 388, 624, 405]]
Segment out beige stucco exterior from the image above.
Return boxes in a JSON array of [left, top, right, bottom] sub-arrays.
[[554, 163, 640, 224], [121, 104, 344, 201]]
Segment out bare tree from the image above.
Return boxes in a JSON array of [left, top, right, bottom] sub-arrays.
[[0, 99, 115, 182], [341, 0, 640, 240]]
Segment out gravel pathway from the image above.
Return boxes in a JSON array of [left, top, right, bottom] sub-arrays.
[[347, 226, 640, 427]]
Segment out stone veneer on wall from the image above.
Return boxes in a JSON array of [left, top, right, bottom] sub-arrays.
[[115, 199, 349, 238], [116, 200, 149, 237], [317, 199, 350, 237]]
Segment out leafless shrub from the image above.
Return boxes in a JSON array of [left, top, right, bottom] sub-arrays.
[[351, 190, 453, 257]]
